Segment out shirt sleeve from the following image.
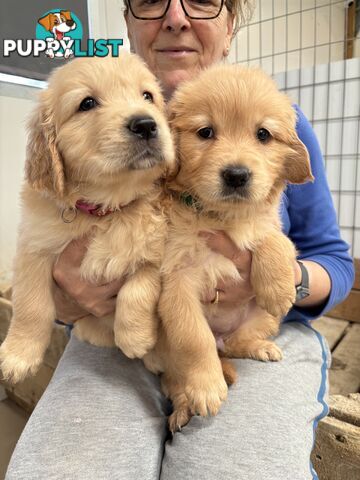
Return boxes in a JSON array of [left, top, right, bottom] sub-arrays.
[[283, 104, 354, 323]]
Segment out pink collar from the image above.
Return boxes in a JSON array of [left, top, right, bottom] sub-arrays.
[[75, 199, 131, 217]]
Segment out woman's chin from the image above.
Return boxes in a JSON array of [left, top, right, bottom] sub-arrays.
[[158, 69, 200, 98]]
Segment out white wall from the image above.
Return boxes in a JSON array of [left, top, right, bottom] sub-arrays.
[[0, 86, 38, 282], [230, 0, 358, 74], [274, 57, 360, 258]]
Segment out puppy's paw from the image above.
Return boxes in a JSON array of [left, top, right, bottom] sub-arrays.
[[45, 49, 54, 58], [115, 329, 157, 359], [168, 407, 191, 433], [220, 358, 238, 386], [256, 289, 295, 318], [247, 340, 283, 362], [185, 371, 228, 417], [0, 342, 42, 383]]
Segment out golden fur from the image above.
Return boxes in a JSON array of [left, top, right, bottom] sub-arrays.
[[0, 54, 174, 383], [143, 64, 313, 432]]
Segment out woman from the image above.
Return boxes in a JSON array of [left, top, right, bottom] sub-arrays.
[[6, 1, 354, 479]]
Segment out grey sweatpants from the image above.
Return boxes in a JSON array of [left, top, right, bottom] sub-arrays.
[[6, 321, 330, 480]]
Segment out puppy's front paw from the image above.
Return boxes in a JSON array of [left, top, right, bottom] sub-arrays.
[[168, 407, 191, 433], [256, 287, 296, 318], [185, 370, 228, 417], [247, 340, 283, 362], [115, 328, 157, 359], [0, 341, 43, 383]]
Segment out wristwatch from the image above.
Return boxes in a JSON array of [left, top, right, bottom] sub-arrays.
[[295, 260, 310, 302]]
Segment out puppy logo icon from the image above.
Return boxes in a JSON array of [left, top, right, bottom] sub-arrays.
[[36, 9, 83, 59], [3, 10, 122, 59]]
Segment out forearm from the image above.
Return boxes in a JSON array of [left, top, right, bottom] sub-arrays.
[[293, 260, 331, 308]]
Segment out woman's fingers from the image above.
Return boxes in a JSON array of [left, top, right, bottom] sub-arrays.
[[199, 230, 252, 274], [199, 230, 254, 305], [98, 278, 125, 298], [53, 285, 90, 324], [53, 236, 124, 321], [82, 296, 118, 318]]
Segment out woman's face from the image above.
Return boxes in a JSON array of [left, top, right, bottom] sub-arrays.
[[125, 0, 234, 98]]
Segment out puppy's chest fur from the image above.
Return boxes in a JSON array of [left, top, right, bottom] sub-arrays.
[[162, 200, 280, 290], [20, 186, 166, 282]]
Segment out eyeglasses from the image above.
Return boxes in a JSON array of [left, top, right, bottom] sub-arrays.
[[128, 0, 225, 21]]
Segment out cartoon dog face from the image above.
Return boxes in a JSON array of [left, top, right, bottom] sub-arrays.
[[38, 10, 76, 40]]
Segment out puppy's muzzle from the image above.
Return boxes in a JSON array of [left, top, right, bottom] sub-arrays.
[[221, 166, 252, 199], [127, 116, 158, 141], [125, 115, 165, 170]]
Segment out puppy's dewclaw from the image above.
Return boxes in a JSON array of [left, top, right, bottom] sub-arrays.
[[0, 54, 174, 383], [153, 64, 313, 430]]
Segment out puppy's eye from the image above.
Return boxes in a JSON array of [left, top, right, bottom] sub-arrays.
[[197, 127, 214, 139], [143, 91, 153, 102], [79, 97, 98, 112], [257, 128, 271, 143]]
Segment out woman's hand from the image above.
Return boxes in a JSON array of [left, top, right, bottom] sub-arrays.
[[200, 231, 331, 310], [199, 231, 255, 305], [53, 237, 124, 324]]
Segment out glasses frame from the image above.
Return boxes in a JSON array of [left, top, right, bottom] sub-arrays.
[[128, 0, 225, 21]]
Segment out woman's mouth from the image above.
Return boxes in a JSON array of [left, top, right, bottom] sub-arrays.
[[157, 48, 195, 58]]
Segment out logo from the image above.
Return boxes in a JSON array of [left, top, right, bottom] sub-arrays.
[[3, 9, 123, 59], [36, 9, 82, 58]]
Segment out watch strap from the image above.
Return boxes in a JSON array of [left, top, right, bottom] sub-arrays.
[[295, 260, 310, 301]]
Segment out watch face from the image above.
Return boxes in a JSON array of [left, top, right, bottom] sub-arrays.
[[296, 286, 310, 301]]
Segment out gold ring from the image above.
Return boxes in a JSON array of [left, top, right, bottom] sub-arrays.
[[211, 289, 220, 305]]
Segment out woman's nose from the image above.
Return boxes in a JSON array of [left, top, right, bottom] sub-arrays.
[[162, 0, 191, 32]]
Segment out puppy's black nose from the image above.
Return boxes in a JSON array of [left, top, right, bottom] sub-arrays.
[[222, 166, 251, 188], [66, 19, 75, 27], [127, 116, 158, 140]]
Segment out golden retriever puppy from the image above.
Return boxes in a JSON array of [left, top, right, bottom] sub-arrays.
[[0, 54, 174, 383], [144, 64, 313, 432]]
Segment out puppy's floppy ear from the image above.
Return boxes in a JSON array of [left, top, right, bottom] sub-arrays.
[[283, 135, 314, 184], [25, 95, 65, 197], [38, 13, 53, 32], [60, 10, 72, 21]]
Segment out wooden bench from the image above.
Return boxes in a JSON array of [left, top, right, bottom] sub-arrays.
[[1, 265, 360, 479], [311, 259, 360, 478]]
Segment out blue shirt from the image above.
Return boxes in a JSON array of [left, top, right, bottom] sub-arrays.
[[282, 105, 354, 323]]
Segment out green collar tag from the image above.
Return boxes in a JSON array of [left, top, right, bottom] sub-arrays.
[[179, 192, 203, 213], [180, 193, 197, 208]]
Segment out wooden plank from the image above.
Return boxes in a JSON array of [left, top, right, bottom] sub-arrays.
[[0, 298, 12, 341], [1, 287, 12, 301], [3, 363, 54, 413], [313, 316, 349, 350], [0, 281, 11, 299], [43, 325, 68, 370], [329, 394, 360, 427], [329, 324, 360, 395], [328, 290, 360, 324], [345, 1, 356, 60], [354, 258, 360, 291], [312, 416, 360, 480]]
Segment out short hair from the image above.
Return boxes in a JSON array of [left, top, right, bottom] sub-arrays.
[[122, 0, 255, 37]]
